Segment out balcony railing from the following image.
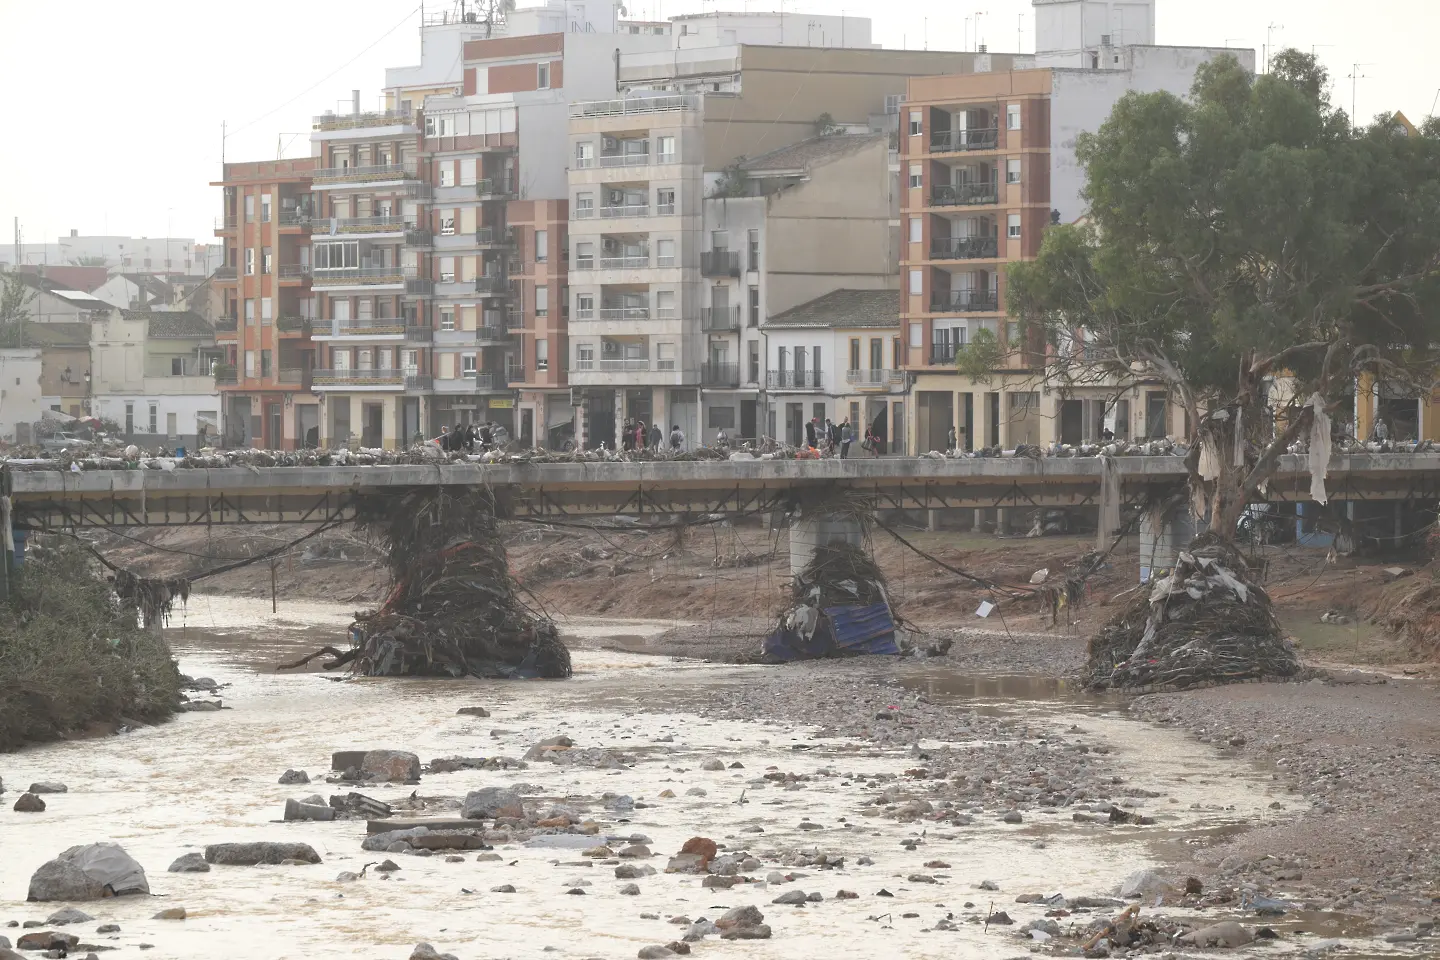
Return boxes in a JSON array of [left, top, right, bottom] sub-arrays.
[[933, 182, 1000, 206], [930, 128, 1000, 152], [570, 94, 701, 118], [846, 368, 905, 387], [475, 325, 509, 342], [336, 322, 405, 336], [931, 236, 999, 260], [505, 365, 526, 383], [311, 368, 405, 386], [216, 216, 237, 231], [405, 277, 435, 296], [215, 316, 238, 332], [766, 370, 822, 389], [701, 362, 740, 387], [599, 254, 649, 269], [505, 311, 525, 330], [309, 214, 409, 235], [312, 266, 402, 285], [276, 316, 312, 334], [405, 228, 433, 247], [311, 162, 418, 184], [312, 108, 414, 132], [599, 204, 649, 219], [215, 266, 237, 280], [279, 264, 312, 280], [278, 209, 311, 226], [700, 251, 741, 277], [476, 226, 514, 246], [656, 202, 676, 216], [931, 341, 963, 365], [599, 151, 651, 168], [573, 358, 652, 372], [474, 274, 511, 295], [476, 177, 517, 199], [213, 364, 238, 385], [278, 368, 306, 385], [931, 290, 999, 313], [701, 306, 741, 332], [406, 374, 433, 391], [598, 306, 650, 321]]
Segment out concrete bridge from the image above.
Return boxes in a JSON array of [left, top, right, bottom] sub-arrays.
[[4, 453, 1437, 529]]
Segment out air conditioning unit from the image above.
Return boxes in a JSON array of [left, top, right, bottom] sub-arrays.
[[1100, 34, 1112, 45], [452, 86, 463, 96]]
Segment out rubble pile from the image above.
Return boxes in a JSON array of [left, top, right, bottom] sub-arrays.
[[1084, 535, 1301, 690], [315, 488, 570, 679], [762, 537, 901, 662]]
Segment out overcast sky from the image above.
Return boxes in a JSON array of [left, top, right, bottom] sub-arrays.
[[1, 0, 1434, 251]]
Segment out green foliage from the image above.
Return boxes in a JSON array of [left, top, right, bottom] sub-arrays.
[[954, 327, 1005, 382], [709, 162, 750, 199], [813, 112, 841, 137], [68, 255, 108, 267], [0, 272, 35, 326], [0, 541, 181, 751]]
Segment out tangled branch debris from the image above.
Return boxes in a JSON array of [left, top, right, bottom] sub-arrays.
[[290, 487, 570, 679], [111, 570, 191, 628], [1085, 534, 1301, 690]]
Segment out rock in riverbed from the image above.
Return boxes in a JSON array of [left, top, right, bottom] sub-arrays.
[[461, 786, 524, 819], [44, 908, 93, 926], [278, 769, 310, 785], [168, 853, 210, 873], [28, 782, 68, 794], [204, 842, 321, 866], [27, 843, 150, 900], [13, 793, 45, 813]]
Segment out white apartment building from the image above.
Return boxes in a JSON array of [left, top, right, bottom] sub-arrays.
[[89, 311, 222, 448]]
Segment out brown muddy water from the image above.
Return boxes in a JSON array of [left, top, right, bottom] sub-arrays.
[[0, 596, 1398, 959]]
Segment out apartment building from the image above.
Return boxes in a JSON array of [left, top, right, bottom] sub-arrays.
[[90, 310, 221, 449], [901, 0, 1253, 453], [212, 157, 320, 448]]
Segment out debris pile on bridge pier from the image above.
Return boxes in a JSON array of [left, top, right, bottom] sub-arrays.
[[1084, 534, 1300, 690], [763, 539, 901, 662], [287, 488, 570, 680]]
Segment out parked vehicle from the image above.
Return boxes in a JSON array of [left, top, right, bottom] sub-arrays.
[[40, 432, 92, 452]]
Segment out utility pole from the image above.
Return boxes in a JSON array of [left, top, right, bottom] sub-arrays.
[[1348, 64, 1372, 132], [1017, 13, 1023, 55]]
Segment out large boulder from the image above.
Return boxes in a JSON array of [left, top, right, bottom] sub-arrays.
[[461, 787, 524, 820], [204, 842, 321, 866], [27, 843, 150, 901], [361, 750, 421, 782]]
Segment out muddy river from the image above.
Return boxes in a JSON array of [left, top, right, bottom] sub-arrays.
[[0, 596, 1392, 958]]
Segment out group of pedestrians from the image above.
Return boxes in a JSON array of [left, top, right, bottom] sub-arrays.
[[433, 420, 509, 453], [620, 418, 687, 453], [796, 416, 885, 459]]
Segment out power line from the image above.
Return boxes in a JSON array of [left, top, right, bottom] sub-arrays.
[[227, 5, 422, 140]]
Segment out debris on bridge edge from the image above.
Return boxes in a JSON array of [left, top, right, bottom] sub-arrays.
[[762, 540, 901, 662], [1084, 534, 1300, 691], [283, 487, 571, 680]]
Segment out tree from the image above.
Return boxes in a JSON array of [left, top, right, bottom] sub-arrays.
[[1008, 52, 1440, 539], [0, 272, 35, 326]]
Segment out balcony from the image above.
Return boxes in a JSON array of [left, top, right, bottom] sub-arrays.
[[574, 358, 652, 372], [570, 94, 701, 119], [406, 374, 433, 391], [216, 215, 237, 233], [276, 316, 312, 335], [277, 368, 307, 386], [434, 372, 505, 393], [931, 236, 999, 260], [701, 361, 740, 387], [309, 214, 409, 236], [279, 264, 312, 280], [405, 228, 433, 248], [278, 209, 311, 227], [766, 370, 823, 390], [215, 266, 237, 281], [311, 162, 419, 186], [932, 182, 1000, 207], [931, 290, 1000, 313], [312, 266, 403, 287], [215, 316, 238, 334], [598, 151, 651, 168], [598, 204, 649, 219], [930, 128, 999, 153], [474, 274, 511, 295], [505, 310, 525, 330], [846, 368, 905, 388], [405, 279, 435, 297], [476, 226, 514, 247], [599, 254, 649, 270], [598, 306, 650, 321], [312, 108, 414, 133], [700, 251, 741, 278], [505, 364, 526, 383], [476, 177, 517, 200], [701, 306, 741, 332], [213, 364, 238, 386], [930, 341, 962, 365], [310, 368, 406, 388]]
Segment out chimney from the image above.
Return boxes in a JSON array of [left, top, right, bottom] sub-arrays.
[[352, 89, 362, 115], [70, 228, 78, 237]]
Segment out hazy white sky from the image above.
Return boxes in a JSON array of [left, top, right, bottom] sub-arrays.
[[0, 0, 1434, 250]]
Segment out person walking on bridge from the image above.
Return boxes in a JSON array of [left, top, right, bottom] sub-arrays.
[[840, 418, 853, 459]]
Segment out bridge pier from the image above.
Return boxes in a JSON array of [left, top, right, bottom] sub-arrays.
[[788, 512, 866, 578]]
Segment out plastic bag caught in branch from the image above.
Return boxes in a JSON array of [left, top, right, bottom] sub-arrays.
[[1307, 392, 1331, 505]]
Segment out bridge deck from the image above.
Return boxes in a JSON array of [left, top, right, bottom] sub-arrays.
[[3, 454, 1437, 527]]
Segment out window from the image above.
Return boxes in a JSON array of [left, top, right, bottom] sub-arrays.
[[576, 142, 594, 167], [357, 298, 372, 321], [170, 357, 184, 376], [423, 115, 454, 137], [814, 346, 822, 376], [575, 192, 594, 216], [748, 286, 760, 327], [710, 230, 728, 251], [245, 248, 255, 275], [777, 347, 788, 373], [459, 158, 476, 186], [656, 289, 676, 318], [244, 350, 256, 377], [440, 216, 456, 236], [440, 307, 455, 331], [314, 242, 358, 269], [535, 229, 548, 262], [244, 195, 255, 222], [262, 247, 273, 275], [656, 188, 675, 213], [746, 229, 761, 270], [1007, 103, 1021, 130], [909, 322, 923, 349], [1008, 213, 1022, 239], [748, 340, 760, 383], [577, 344, 595, 368], [148, 403, 158, 435], [576, 241, 594, 268], [399, 349, 417, 375], [576, 293, 594, 318], [439, 164, 455, 187], [849, 338, 860, 370], [125, 402, 134, 434], [909, 269, 923, 295], [462, 353, 477, 377], [1007, 321, 1020, 345], [909, 110, 922, 136], [535, 285, 549, 317], [536, 339, 549, 371], [262, 298, 273, 323], [440, 257, 456, 283], [261, 350, 272, 377], [657, 238, 676, 267], [908, 164, 922, 189], [261, 195, 272, 223], [356, 348, 373, 370], [794, 347, 807, 375], [658, 135, 676, 161], [244, 299, 256, 322], [892, 337, 901, 368], [657, 342, 675, 370], [870, 337, 883, 369], [908, 217, 922, 243], [537, 62, 551, 89], [709, 406, 736, 429], [1006, 158, 1022, 184]]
